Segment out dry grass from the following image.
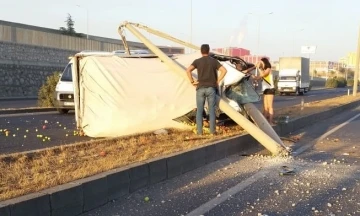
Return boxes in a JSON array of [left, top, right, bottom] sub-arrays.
[[0, 126, 244, 201], [0, 94, 359, 201]]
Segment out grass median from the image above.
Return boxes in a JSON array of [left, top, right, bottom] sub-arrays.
[[1, 94, 360, 201]]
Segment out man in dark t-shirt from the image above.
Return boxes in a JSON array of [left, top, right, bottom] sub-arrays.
[[186, 44, 227, 135]]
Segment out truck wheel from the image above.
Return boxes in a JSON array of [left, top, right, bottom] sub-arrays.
[[57, 109, 69, 114]]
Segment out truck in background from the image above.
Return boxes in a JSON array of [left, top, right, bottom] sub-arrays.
[[277, 57, 310, 96]]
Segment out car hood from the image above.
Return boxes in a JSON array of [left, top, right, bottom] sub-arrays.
[[56, 81, 74, 92]]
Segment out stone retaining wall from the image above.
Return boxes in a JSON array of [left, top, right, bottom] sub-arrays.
[[0, 41, 74, 98], [0, 64, 63, 97]]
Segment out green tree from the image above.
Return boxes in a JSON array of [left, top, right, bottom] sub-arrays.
[[313, 70, 317, 77], [59, 13, 84, 37], [339, 67, 346, 75], [38, 72, 61, 107], [347, 68, 354, 79]]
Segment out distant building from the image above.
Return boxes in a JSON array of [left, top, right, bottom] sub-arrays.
[[213, 47, 250, 57], [212, 47, 271, 65], [310, 61, 342, 74], [241, 55, 270, 64], [339, 52, 356, 68]]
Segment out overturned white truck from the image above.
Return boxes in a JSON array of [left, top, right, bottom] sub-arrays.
[[70, 21, 288, 156]]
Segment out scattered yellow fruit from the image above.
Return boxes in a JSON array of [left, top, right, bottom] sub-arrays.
[[144, 197, 150, 202], [24, 135, 27, 138]]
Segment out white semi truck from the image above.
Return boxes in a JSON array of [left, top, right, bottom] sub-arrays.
[[277, 57, 310, 96]]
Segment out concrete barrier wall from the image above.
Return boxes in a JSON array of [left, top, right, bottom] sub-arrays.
[[0, 20, 130, 51], [0, 20, 185, 99], [0, 20, 184, 53]]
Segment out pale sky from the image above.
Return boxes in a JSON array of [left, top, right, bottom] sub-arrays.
[[2, 0, 360, 61]]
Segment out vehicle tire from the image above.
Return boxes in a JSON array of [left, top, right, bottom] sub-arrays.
[[299, 91, 304, 95], [57, 109, 69, 114]]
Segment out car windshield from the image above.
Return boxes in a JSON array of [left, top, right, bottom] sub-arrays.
[[60, 64, 72, 82]]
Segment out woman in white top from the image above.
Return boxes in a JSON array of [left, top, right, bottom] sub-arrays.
[[252, 58, 276, 125]]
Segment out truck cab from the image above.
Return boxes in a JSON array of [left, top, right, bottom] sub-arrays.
[[54, 62, 75, 114], [54, 51, 112, 114], [277, 69, 309, 95], [277, 57, 310, 96]]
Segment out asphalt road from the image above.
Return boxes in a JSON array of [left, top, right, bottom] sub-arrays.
[[0, 111, 93, 154], [263, 87, 355, 109], [82, 106, 360, 216], [0, 99, 38, 109], [0, 87, 355, 110], [0, 88, 356, 155]]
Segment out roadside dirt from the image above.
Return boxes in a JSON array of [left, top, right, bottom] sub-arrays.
[[276, 94, 360, 121], [0, 94, 359, 201]]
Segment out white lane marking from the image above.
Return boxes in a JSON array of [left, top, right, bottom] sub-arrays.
[[318, 113, 360, 140], [285, 97, 296, 100], [293, 111, 360, 156], [0, 111, 59, 118], [307, 95, 315, 97], [186, 170, 270, 216]]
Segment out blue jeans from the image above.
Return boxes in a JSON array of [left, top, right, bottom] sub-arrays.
[[196, 87, 217, 135]]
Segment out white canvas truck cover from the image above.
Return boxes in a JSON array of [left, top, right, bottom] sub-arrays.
[[74, 51, 248, 138]]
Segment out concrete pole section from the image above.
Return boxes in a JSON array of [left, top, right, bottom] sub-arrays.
[[120, 21, 287, 156], [353, 26, 360, 96]]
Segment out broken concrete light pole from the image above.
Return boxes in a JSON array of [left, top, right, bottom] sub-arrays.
[[119, 21, 287, 156]]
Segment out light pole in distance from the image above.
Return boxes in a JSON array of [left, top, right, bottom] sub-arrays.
[[76, 4, 89, 39]]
